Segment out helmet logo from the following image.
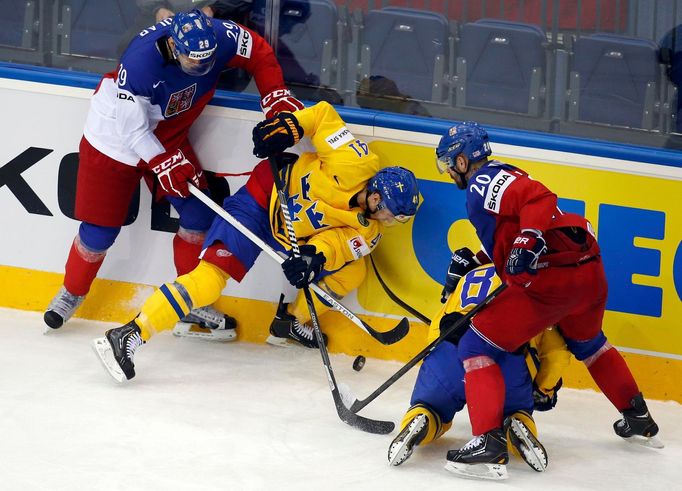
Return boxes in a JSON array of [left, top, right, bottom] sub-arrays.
[[395, 182, 405, 192]]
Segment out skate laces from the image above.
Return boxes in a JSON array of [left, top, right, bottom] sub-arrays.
[[47, 286, 84, 319], [461, 435, 485, 452], [125, 331, 144, 360], [293, 320, 314, 341], [185, 306, 225, 329]]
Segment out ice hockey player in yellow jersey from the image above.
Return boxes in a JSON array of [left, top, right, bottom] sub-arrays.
[[388, 262, 571, 476], [93, 101, 420, 382]]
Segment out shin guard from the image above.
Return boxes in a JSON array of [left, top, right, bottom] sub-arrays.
[[585, 346, 640, 411], [464, 361, 506, 435], [63, 235, 106, 296]]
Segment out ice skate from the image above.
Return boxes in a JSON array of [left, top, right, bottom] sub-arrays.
[[43, 286, 85, 331], [505, 415, 548, 472], [173, 305, 237, 342], [388, 413, 429, 466], [614, 393, 663, 449], [92, 320, 144, 383], [444, 429, 509, 480], [266, 300, 327, 349]]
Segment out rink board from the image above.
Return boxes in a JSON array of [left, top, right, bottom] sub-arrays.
[[0, 66, 681, 402]]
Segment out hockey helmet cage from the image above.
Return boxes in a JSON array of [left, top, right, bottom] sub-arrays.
[[368, 166, 420, 222], [435, 122, 491, 174], [170, 9, 217, 76]]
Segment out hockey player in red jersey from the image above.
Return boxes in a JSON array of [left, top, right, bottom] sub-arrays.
[[44, 9, 303, 337], [434, 122, 661, 480]]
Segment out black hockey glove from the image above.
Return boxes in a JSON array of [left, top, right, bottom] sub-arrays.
[[532, 379, 562, 412], [441, 247, 481, 303], [505, 230, 548, 287], [282, 245, 326, 289], [252, 112, 303, 159]]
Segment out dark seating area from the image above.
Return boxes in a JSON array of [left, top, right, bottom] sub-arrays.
[[2, 0, 682, 148]]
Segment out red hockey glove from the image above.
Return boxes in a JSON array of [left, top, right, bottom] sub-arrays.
[[260, 88, 304, 119], [505, 230, 547, 287], [252, 112, 304, 158], [149, 149, 202, 198], [441, 247, 481, 303]]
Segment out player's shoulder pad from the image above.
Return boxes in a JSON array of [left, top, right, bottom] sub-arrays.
[[213, 19, 252, 60]]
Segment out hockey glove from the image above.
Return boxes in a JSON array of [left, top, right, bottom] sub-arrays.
[[441, 247, 481, 303], [252, 112, 304, 158], [505, 230, 548, 287], [261, 88, 304, 119], [282, 245, 326, 289], [149, 149, 202, 198], [533, 379, 562, 412]]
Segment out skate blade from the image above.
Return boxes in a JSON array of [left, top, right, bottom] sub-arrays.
[[172, 322, 237, 342], [388, 414, 427, 466], [444, 461, 508, 481], [623, 434, 665, 449], [92, 337, 125, 383], [510, 417, 548, 471], [265, 335, 296, 348]]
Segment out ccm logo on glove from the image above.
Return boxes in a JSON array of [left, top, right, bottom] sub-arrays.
[[261, 88, 304, 119], [149, 149, 202, 198]]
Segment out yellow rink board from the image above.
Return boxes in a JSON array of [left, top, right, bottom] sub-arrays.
[[2, 264, 680, 403]]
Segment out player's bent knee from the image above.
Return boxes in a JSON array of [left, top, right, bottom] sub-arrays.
[[565, 331, 607, 361], [79, 222, 121, 252], [458, 327, 505, 363]]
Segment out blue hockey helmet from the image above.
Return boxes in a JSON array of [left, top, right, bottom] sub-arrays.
[[170, 9, 217, 76], [368, 166, 420, 223], [435, 122, 491, 174]]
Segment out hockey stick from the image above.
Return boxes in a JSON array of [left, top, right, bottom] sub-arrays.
[[268, 155, 394, 435], [188, 184, 409, 345], [369, 254, 432, 325], [347, 283, 507, 413]]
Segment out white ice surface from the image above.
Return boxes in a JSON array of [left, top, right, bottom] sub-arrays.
[[0, 307, 680, 490]]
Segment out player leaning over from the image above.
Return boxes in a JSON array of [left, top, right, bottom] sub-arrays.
[[434, 122, 661, 480], [44, 9, 303, 338], [93, 101, 420, 382], [388, 262, 572, 473]]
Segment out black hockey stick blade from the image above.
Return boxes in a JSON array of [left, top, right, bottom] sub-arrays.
[[360, 317, 410, 345], [333, 392, 395, 434]]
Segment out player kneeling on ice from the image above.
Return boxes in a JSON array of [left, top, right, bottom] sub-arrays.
[[93, 101, 420, 382], [44, 9, 304, 340], [388, 261, 572, 475], [433, 122, 661, 480]]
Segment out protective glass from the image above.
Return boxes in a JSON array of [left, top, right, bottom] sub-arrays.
[[177, 53, 215, 76]]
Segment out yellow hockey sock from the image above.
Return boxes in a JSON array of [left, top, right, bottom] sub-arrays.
[[136, 260, 229, 341], [399, 404, 451, 445], [506, 410, 539, 457], [289, 287, 332, 324]]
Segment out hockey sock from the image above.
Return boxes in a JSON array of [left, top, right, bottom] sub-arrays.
[[585, 346, 640, 411], [136, 260, 229, 341], [63, 235, 106, 296], [172, 228, 205, 276], [506, 411, 537, 457], [289, 287, 332, 324], [464, 360, 505, 435], [400, 404, 451, 445]]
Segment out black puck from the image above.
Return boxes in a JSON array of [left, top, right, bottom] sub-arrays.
[[353, 355, 366, 371]]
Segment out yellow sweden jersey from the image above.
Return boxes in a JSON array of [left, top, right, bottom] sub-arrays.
[[269, 102, 384, 271], [428, 263, 571, 392]]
